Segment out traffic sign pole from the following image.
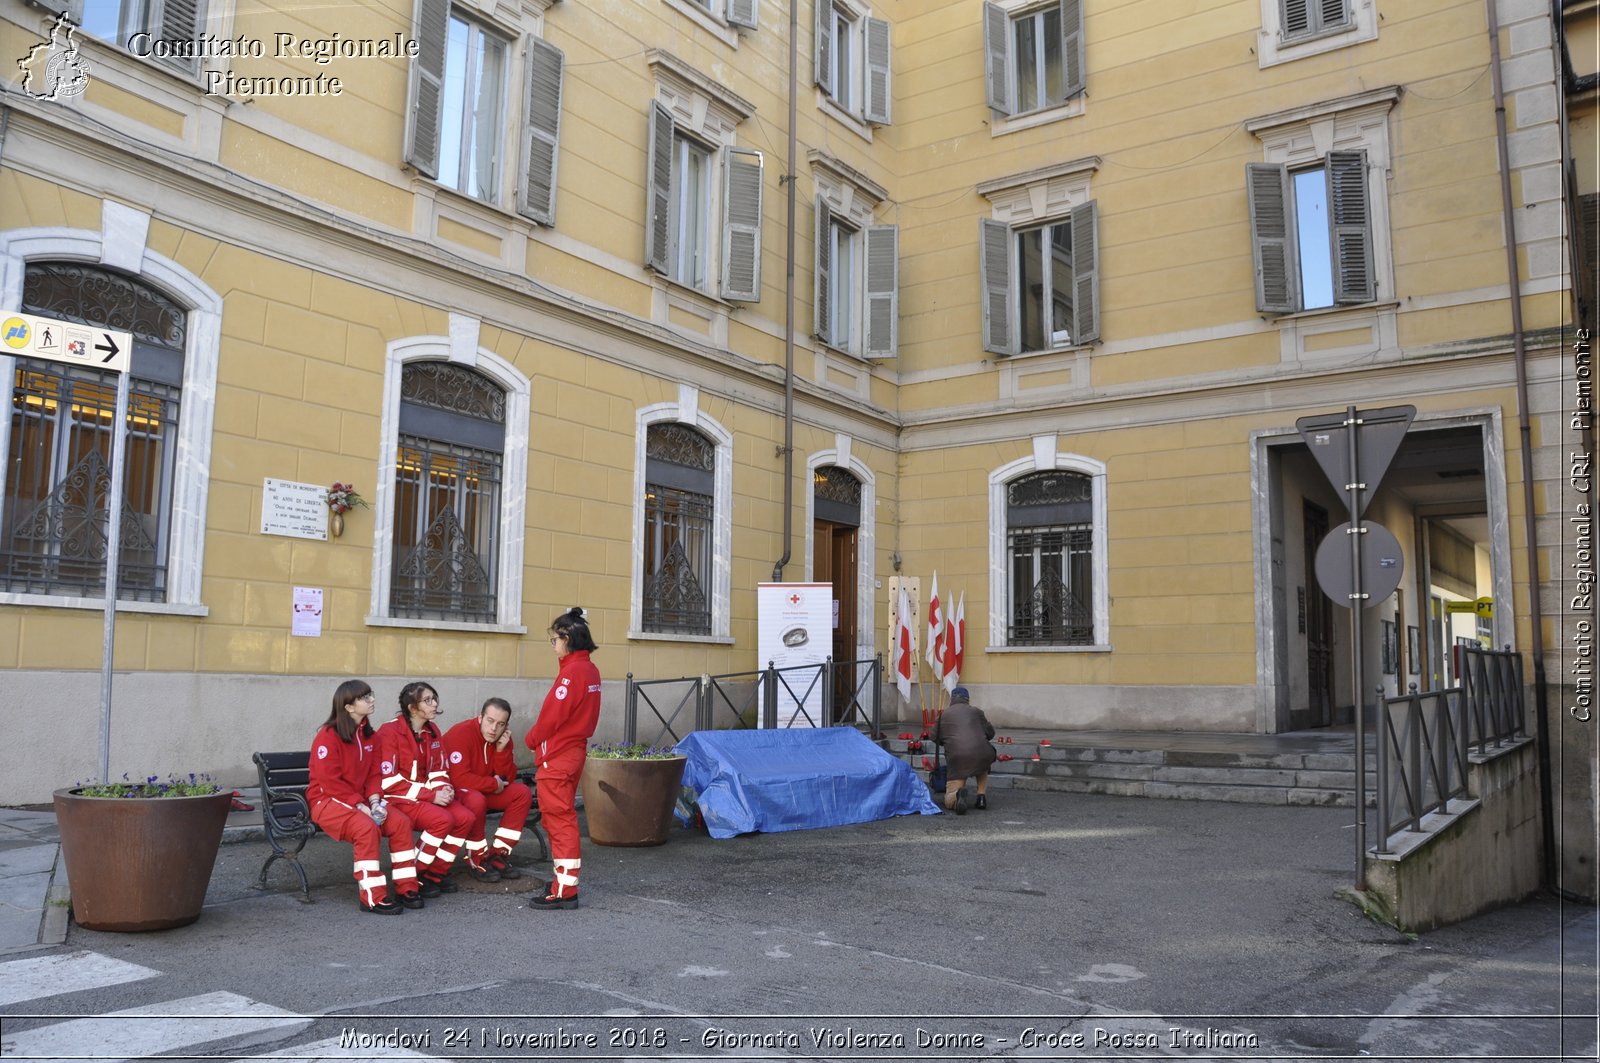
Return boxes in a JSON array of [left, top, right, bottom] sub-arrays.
[[99, 371, 130, 785], [1343, 405, 1369, 891]]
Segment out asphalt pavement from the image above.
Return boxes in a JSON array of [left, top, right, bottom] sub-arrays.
[[1, 789, 1595, 1062]]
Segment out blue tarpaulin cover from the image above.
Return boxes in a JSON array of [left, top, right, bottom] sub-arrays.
[[675, 726, 941, 839]]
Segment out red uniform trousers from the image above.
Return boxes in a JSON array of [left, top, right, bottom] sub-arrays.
[[311, 798, 419, 906], [387, 797, 473, 880], [482, 781, 534, 858], [535, 746, 585, 898]]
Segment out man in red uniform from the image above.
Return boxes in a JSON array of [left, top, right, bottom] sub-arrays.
[[525, 607, 602, 909], [443, 697, 535, 879]]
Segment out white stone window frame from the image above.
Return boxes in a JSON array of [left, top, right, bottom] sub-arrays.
[[629, 383, 735, 643], [1247, 87, 1400, 362], [1257, 0, 1376, 70], [365, 318, 530, 634], [814, 0, 878, 142], [803, 434, 877, 664], [0, 213, 221, 616], [811, 151, 886, 361], [987, 0, 1086, 138], [987, 435, 1109, 652], [660, 0, 747, 49]]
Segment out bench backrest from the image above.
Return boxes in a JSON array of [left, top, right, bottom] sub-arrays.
[[253, 750, 314, 832]]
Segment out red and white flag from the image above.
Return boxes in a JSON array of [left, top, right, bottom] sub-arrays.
[[926, 571, 945, 677], [893, 581, 914, 702], [943, 591, 966, 692]]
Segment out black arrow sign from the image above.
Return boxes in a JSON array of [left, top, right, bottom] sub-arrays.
[[95, 333, 119, 364]]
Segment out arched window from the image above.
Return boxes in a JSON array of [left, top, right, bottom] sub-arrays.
[[2, 263, 185, 600], [642, 421, 715, 635], [1005, 469, 1094, 645], [390, 361, 505, 623]]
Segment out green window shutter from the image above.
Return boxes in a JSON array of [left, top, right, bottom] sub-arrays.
[[404, 0, 450, 179], [645, 102, 675, 275], [152, 0, 204, 75], [1282, 0, 1311, 37], [1247, 162, 1300, 314], [1071, 200, 1100, 345], [982, 2, 1012, 115], [1328, 150, 1374, 304], [1061, 0, 1085, 100], [864, 17, 891, 124], [727, 0, 758, 30], [814, 197, 833, 343], [864, 224, 898, 357], [980, 218, 1014, 355], [517, 36, 564, 226], [815, 0, 833, 94], [721, 148, 764, 302]]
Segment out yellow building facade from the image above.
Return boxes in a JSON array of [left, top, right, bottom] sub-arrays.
[[0, 0, 1586, 810]]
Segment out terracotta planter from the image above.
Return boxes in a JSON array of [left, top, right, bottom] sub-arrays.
[[53, 787, 231, 932], [580, 755, 687, 847]]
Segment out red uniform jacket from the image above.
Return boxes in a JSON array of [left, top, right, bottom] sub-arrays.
[[375, 714, 450, 803], [525, 649, 602, 764], [306, 721, 380, 809], [441, 717, 517, 794]]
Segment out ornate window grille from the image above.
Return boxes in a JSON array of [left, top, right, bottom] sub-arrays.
[[643, 422, 714, 635], [1006, 470, 1093, 645], [390, 363, 504, 623], [1, 263, 185, 600]]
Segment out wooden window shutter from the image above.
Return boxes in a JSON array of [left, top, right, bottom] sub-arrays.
[[404, 0, 450, 179], [1071, 200, 1100, 345], [1061, 0, 1085, 100], [645, 101, 675, 275], [982, 2, 1012, 115], [864, 17, 891, 124], [980, 218, 1014, 355], [1328, 150, 1374, 304], [814, 0, 834, 94], [152, 0, 205, 75], [727, 0, 758, 30], [517, 36, 564, 226], [814, 197, 833, 343], [721, 148, 764, 302], [1282, 0, 1311, 37], [1320, 0, 1352, 30], [1247, 162, 1300, 313], [864, 224, 898, 357]]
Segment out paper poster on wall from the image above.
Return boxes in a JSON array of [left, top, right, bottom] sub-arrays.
[[757, 583, 831, 728], [292, 586, 324, 637]]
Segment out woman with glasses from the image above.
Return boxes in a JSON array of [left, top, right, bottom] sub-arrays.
[[523, 606, 602, 909], [376, 681, 475, 897], [307, 680, 423, 914], [442, 697, 535, 879]]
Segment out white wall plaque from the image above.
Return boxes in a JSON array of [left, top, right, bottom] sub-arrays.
[[262, 478, 329, 541]]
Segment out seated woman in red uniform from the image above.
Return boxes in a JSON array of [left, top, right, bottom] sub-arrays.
[[524, 606, 603, 910], [307, 680, 423, 914], [375, 682, 475, 895]]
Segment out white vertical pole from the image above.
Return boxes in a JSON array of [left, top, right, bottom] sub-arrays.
[[98, 371, 131, 785]]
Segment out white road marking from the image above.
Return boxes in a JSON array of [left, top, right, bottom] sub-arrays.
[[3, 990, 308, 1062], [0, 950, 159, 1007]]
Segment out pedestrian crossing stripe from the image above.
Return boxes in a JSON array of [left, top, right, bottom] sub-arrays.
[[0, 951, 158, 1007], [225, 1034, 447, 1061], [2, 990, 309, 1061]]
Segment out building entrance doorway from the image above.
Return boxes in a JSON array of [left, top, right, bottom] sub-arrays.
[[1303, 500, 1335, 727], [813, 519, 858, 720]]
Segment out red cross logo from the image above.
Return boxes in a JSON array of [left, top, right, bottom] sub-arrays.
[[788, 593, 802, 606]]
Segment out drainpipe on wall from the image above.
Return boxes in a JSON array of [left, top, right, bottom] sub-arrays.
[[772, 0, 798, 582], [1486, 0, 1557, 891]]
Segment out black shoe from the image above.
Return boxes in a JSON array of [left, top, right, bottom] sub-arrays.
[[974, 794, 987, 810], [489, 855, 522, 879], [396, 890, 425, 909], [430, 875, 460, 894], [466, 861, 501, 883], [360, 897, 403, 915], [418, 878, 442, 898], [528, 891, 579, 910], [954, 791, 968, 815]]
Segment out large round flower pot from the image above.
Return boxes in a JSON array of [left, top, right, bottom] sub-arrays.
[[580, 756, 688, 847], [53, 787, 232, 932]]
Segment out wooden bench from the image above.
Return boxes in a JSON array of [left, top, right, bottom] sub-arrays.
[[251, 750, 547, 902]]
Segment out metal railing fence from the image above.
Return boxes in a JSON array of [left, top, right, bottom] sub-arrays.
[[1456, 644, 1527, 752], [624, 656, 882, 749]]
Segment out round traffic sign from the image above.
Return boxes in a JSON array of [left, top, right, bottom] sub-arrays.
[[1313, 521, 1405, 608]]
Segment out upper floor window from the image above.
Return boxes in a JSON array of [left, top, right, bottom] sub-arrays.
[[812, 153, 897, 358], [68, 0, 208, 76], [644, 52, 763, 301], [1280, 0, 1350, 42], [405, 0, 565, 224], [815, 1, 891, 126], [667, 0, 757, 32], [1258, 0, 1375, 67], [984, 0, 1084, 118], [3, 263, 184, 601], [390, 361, 504, 624], [978, 159, 1099, 356]]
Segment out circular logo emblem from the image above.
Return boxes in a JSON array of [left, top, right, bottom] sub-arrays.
[[381, 760, 394, 774], [315, 745, 328, 760], [555, 685, 568, 700], [2, 318, 30, 349], [449, 751, 462, 765], [45, 50, 92, 99]]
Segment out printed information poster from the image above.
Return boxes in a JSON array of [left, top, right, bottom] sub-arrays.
[[291, 586, 323, 638], [756, 583, 831, 728]]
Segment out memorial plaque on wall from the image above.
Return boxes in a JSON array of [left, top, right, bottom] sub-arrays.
[[261, 478, 329, 540]]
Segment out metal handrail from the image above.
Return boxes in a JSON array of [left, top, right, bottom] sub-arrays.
[[624, 656, 883, 747], [1456, 644, 1526, 753], [1376, 687, 1469, 851], [622, 674, 702, 748]]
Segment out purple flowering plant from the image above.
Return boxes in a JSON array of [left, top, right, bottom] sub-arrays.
[[76, 773, 220, 798], [587, 742, 680, 760]]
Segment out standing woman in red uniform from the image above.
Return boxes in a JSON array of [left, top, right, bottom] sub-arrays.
[[376, 682, 474, 895], [524, 606, 602, 909], [307, 680, 423, 913]]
